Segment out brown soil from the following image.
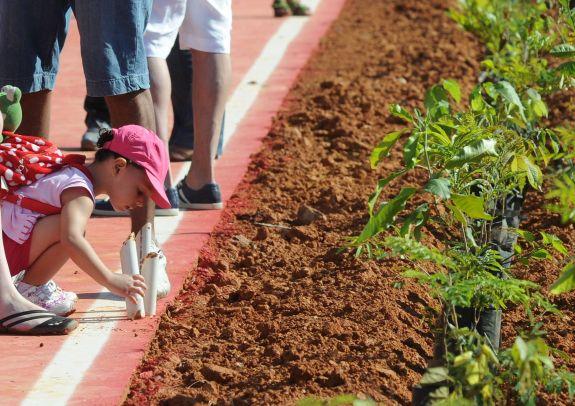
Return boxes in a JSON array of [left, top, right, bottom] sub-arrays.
[[124, 0, 575, 404]]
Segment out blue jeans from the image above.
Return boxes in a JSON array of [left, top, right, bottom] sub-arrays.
[[0, 0, 152, 97], [166, 37, 224, 158]]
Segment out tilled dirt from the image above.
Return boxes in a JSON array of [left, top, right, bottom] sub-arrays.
[[125, 0, 575, 404]]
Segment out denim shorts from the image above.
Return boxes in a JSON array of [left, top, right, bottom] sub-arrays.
[[0, 0, 152, 97]]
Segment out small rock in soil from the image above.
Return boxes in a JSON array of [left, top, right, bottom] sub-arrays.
[[318, 368, 347, 387], [289, 364, 313, 383], [233, 234, 252, 248], [295, 204, 326, 225], [200, 363, 239, 384], [292, 267, 311, 279], [254, 226, 269, 241], [285, 126, 302, 139], [202, 283, 220, 296]]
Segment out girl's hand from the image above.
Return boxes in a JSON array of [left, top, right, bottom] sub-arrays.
[[107, 273, 147, 303]]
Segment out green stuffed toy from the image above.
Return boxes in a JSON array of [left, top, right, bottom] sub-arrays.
[[0, 85, 23, 141], [0, 85, 22, 189]]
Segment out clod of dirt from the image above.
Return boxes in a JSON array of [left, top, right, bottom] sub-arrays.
[[254, 227, 269, 241], [317, 368, 347, 387], [200, 363, 239, 384], [285, 126, 303, 139], [280, 226, 312, 242], [233, 234, 252, 248], [292, 267, 311, 279], [202, 284, 220, 296], [295, 204, 326, 225], [289, 364, 314, 383]]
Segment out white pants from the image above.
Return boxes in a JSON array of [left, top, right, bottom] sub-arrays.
[[144, 0, 232, 58]]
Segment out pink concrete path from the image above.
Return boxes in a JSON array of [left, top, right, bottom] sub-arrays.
[[0, 0, 347, 404]]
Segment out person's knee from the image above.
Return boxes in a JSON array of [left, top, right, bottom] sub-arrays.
[[105, 89, 152, 107]]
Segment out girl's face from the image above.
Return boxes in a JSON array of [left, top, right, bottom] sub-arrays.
[[107, 158, 153, 212]]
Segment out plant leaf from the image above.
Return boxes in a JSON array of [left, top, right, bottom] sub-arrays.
[[389, 104, 414, 123], [470, 86, 485, 112], [555, 61, 575, 77], [550, 263, 575, 294], [494, 81, 524, 111], [330, 394, 361, 405], [354, 187, 417, 244], [541, 232, 568, 255], [352, 400, 377, 406], [451, 194, 493, 220], [446, 139, 498, 169], [424, 178, 451, 200], [420, 367, 449, 386], [443, 79, 461, 103], [531, 248, 551, 260], [370, 130, 405, 168], [367, 170, 406, 215], [551, 43, 575, 58], [403, 133, 419, 169], [512, 155, 542, 190]]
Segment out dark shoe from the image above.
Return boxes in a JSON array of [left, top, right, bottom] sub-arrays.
[[273, 0, 290, 17], [287, 0, 310, 16], [92, 188, 180, 217], [92, 198, 128, 217], [177, 181, 223, 210], [0, 310, 78, 335], [81, 113, 110, 151], [155, 187, 180, 216]]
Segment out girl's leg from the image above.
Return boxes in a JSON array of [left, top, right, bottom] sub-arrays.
[[148, 56, 174, 189], [0, 215, 63, 330], [21, 215, 69, 286]]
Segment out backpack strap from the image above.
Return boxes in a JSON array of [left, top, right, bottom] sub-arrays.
[[0, 191, 62, 215]]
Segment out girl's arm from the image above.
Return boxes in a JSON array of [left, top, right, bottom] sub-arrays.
[[59, 187, 146, 302]]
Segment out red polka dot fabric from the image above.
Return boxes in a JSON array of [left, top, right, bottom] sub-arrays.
[[0, 131, 86, 193]]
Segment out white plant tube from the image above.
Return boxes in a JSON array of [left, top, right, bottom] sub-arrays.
[[120, 233, 145, 320], [141, 252, 159, 316], [137, 222, 154, 265]]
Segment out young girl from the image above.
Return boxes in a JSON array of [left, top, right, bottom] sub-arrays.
[[1, 125, 171, 316]]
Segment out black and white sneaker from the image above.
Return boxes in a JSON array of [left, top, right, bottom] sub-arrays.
[[156, 187, 179, 216], [177, 181, 223, 210], [92, 197, 127, 217], [92, 187, 180, 217]]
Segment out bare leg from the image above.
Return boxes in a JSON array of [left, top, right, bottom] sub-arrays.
[[105, 89, 156, 233], [185, 50, 231, 190], [21, 215, 69, 286], [19, 90, 52, 137], [0, 216, 56, 329], [148, 57, 174, 188]]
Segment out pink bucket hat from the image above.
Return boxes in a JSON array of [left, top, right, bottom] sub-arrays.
[[103, 125, 170, 209]]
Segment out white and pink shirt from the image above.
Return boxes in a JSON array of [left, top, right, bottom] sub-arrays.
[[1, 166, 95, 244]]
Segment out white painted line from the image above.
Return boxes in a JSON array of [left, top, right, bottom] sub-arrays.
[[21, 1, 320, 405], [222, 0, 321, 150]]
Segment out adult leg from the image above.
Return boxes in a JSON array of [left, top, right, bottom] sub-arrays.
[[106, 90, 156, 232], [0, 1, 70, 139], [74, 0, 155, 231], [81, 95, 111, 150], [178, 0, 232, 190], [167, 42, 225, 160], [148, 57, 174, 188], [19, 90, 53, 136], [186, 50, 231, 189], [167, 37, 195, 159]]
